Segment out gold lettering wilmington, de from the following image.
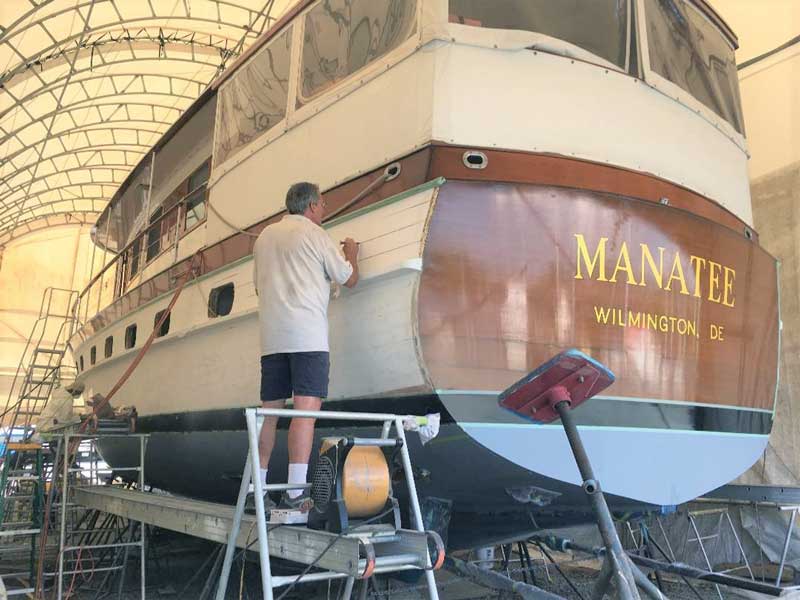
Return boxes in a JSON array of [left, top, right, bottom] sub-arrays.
[[574, 234, 736, 308]]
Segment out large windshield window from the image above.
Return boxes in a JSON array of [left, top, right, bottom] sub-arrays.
[[215, 26, 292, 165], [645, 0, 744, 134], [300, 0, 418, 101], [448, 0, 630, 70]]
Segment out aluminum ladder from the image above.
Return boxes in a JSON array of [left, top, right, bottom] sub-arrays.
[[1, 287, 78, 452], [216, 407, 445, 600]]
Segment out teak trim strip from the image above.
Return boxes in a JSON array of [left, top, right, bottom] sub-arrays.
[[74, 145, 760, 342]]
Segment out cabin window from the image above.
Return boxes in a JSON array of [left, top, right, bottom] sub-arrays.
[[90, 346, 97, 366], [300, 0, 417, 101], [125, 324, 137, 349], [448, 0, 629, 71], [104, 336, 113, 358], [208, 283, 235, 318], [146, 207, 163, 262], [644, 0, 744, 134], [184, 162, 210, 231], [79, 356, 84, 372], [129, 238, 142, 278], [215, 27, 293, 165], [154, 310, 170, 338]]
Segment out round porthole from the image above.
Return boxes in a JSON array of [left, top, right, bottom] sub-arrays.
[[462, 151, 488, 170], [744, 227, 753, 241], [384, 162, 401, 181]]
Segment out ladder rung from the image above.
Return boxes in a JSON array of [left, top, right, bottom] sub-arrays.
[[2, 495, 35, 501], [34, 349, 64, 355], [30, 364, 58, 369], [6, 587, 35, 596], [25, 379, 51, 386], [5, 477, 40, 483], [0, 523, 41, 537], [6, 443, 41, 451]]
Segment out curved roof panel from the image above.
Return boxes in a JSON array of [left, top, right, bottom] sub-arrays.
[[0, 0, 294, 247]]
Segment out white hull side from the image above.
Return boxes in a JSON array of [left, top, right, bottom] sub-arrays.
[[73, 187, 438, 415]]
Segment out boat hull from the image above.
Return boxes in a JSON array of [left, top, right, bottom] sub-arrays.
[[75, 171, 779, 528]]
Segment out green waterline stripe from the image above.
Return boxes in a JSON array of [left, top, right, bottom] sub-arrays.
[[460, 422, 770, 438], [78, 179, 447, 341], [323, 177, 446, 229], [435, 389, 774, 414]]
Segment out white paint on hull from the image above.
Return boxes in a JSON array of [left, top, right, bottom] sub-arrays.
[[74, 187, 438, 415], [460, 421, 768, 506]]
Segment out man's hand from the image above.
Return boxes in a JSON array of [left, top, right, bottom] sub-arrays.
[[341, 238, 359, 261], [340, 238, 360, 288]]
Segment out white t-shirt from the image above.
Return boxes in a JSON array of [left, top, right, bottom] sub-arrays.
[[253, 214, 353, 355]]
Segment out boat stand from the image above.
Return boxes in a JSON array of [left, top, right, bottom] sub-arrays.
[[499, 350, 668, 600], [215, 407, 444, 600]]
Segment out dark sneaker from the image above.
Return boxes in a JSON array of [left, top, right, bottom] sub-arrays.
[[244, 492, 277, 516], [278, 491, 314, 513]]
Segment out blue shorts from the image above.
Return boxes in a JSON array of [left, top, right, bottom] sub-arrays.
[[260, 352, 330, 402]]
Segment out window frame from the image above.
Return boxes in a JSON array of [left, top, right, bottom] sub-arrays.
[[208, 282, 235, 318], [154, 309, 171, 338], [211, 1, 424, 181], [444, 0, 634, 75], [104, 335, 114, 358], [125, 324, 137, 349], [212, 24, 295, 172], [296, 0, 423, 104], [636, 0, 746, 151]]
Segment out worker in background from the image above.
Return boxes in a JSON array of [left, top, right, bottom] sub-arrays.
[[250, 181, 359, 513]]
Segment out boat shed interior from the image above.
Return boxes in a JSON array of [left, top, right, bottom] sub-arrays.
[[1, 1, 800, 598]]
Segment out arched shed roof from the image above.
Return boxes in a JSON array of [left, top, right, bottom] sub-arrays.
[[0, 0, 294, 247]]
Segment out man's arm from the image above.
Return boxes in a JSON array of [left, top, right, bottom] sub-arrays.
[[252, 244, 259, 296], [341, 238, 359, 288]]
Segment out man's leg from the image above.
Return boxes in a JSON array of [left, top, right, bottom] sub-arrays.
[[287, 395, 323, 464], [286, 352, 329, 500], [258, 354, 292, 489], [258, 399, 286, 469]]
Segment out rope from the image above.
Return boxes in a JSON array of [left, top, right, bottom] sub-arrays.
[[207, 163, 396, 239], [206, 201, 261, 238], [35, 253, 202, 597]]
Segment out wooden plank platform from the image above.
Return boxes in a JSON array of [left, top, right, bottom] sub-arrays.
[[73, 486, 429, 578]]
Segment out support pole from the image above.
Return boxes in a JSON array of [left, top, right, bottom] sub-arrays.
[[139, 435, 146, 600], [394, 417, 440, 600], [57, 433, 70, 600], [553, 399, 641, 600], [247, 409, 273, 600], [215, 453, 253, 600], [775, 508, 796, 586]]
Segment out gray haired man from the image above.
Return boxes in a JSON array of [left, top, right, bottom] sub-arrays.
[[251, 182, 359, 513]]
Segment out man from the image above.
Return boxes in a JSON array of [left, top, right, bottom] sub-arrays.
[[250, 182, 359, 513]]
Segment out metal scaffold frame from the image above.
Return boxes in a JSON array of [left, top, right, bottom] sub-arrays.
[[216, 406, 443, 600], [52, 432, 148, 600]]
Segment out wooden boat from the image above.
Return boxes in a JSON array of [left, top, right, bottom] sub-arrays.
[[68, 0, 779, 547]]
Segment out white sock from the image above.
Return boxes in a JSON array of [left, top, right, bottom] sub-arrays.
[[259, 468, 268, 489], [287, 463, 308, 499]]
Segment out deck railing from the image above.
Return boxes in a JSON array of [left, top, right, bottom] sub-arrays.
[[73, 185, 207, 333]]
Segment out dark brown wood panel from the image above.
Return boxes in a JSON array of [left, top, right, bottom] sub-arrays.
[[418, 181, 778, 410], [429, 145, 757, 241]]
